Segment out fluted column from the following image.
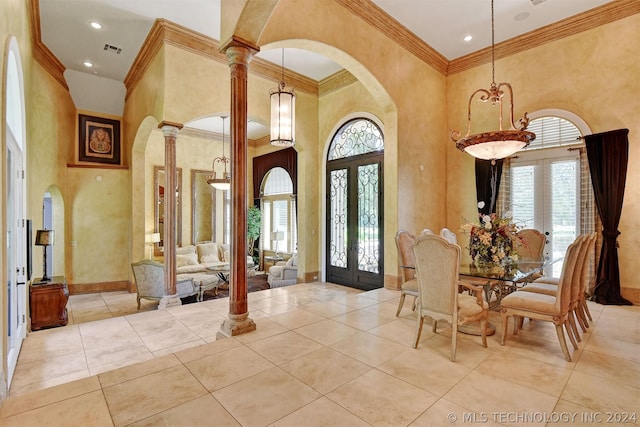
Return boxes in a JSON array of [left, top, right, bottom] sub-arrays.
[[158, 121, 183, 309], [217, 37, 259, 338]]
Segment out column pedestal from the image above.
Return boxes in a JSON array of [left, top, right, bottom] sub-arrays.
[[158, 294, 182, 309], [217, 312, 256, 338]]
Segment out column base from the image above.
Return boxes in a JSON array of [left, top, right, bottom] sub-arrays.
[[158, 294, 182, 309], [217, 312, 256, 338]]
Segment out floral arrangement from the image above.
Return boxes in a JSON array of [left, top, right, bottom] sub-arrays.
[[460, 202, 521, 269]]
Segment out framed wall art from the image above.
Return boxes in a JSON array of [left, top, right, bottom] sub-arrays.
[[78, 114, 121, 165]]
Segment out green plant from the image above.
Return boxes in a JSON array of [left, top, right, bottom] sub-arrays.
[[247, 206, 261, 265]]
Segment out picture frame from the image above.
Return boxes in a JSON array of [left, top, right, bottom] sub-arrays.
[[78, 114, 121, 165]]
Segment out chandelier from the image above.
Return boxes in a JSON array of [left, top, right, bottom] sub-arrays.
[[270, 48, 296, 147], [451, 0, 535, 162], [206, 115, 231, 190]]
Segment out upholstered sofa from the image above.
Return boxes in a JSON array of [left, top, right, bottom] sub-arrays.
[[175, 242, 256, 281], [267, 253, 298, 287]]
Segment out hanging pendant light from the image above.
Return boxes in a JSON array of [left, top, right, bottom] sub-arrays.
[[270, 48, 296, 147], [206, 115, 231, 191], [451, 0, 535, 163]]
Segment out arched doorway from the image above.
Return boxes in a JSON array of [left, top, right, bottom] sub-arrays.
[[326, 117, 384, 290]]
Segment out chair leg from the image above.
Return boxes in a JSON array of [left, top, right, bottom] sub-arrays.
[[512, 316, 520, 336], [568, 311, 581, 342], [480, 317, 488, 348], [432, 319, 437, 333], [500, 313, 509, 345], [555, 324, 572, 362], [413, 315, 424, 349], [451, 325, 458, 362], [137, 296, 141, 310], [582, 299, 593, 321], [565, 319, 579, 350], [396, 293, 406, 317], [412, 296, 417, 311], [575, 307, 588, 332], [577, 302, 590, 329]]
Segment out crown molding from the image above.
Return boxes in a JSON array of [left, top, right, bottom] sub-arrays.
[[29, 0, 68, 90], [319, 69, 358, 96], [448, 0, 640, 75], [125, 19, 318, 99], [335, 0, 449, 75]]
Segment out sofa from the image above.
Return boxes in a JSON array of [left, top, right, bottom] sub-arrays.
[[267, 253, 298, 288], [175, 242, 256, 285]]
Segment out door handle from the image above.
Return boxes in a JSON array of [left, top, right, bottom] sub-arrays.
[[17, 282, 26, 286]]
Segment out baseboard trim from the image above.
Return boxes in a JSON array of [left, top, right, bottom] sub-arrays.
[[304, 271, 320, 283], [621, 287, 640, 305], [68, 281, 131, 295]]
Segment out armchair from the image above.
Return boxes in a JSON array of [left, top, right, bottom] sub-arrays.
[[131, 259, 198, 309], [267, 254, 298, 288]]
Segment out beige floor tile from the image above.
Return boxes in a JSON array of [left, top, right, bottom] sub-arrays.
[[151, 338, 207, 357], [475, 351, 572, 397], [293, 318, 360, 346], [280, 347, 371, 394], [78, 316, 143, 349], [327, 369, 438, 427], [368, 315, 421, 346], [17, 327, 83, 363], [269, 396, 371, 427], [1, 376, 101, 418], [591, 315, 640, 345], [332, 306, 396, 331], [378, 347, 471, 396], [250, 298, 297, 315], [88, 346, 156, 376], [98, 354, 182, 388], [583, 334, 640, 362], [102, 364, 208, 426], [231, 318, 289, 344], [497, 328, 579, 368], [129, 394, 241, 427], [174, 336, 241, 363], [574, 350, 640, 388], [443, 371, 558, 427], [0, 390, 112, 427], [8, 368, 91, 397], [185, 345, 274, 391], [213, 367, 321, 427], [10, 350, 88, 391], [330, 330, 410, 366], [136, 321, 203, 352], [300, 300, 354, 317], [410, 398, 506, 426], [268, 308, 325, 329], [72, 307, 115, 324], [247, 331, 323, 365], [561, 370, 640, 416]]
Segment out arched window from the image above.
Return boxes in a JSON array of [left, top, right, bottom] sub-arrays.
[[327, 118, 383, 161], [260, 167, 296, 254]]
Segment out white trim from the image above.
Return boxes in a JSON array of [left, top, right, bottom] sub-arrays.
[[528, 108, 591, 136]]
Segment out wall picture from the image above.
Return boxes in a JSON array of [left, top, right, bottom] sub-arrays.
[[78, 114, 121, 165]]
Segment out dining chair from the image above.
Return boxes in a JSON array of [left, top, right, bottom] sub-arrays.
[[440, 227, 457, 244], [412, 234, 488, 361], [395, 230, 419, 316], [514, 228, 546, 280], [499, 237, 582, 362]]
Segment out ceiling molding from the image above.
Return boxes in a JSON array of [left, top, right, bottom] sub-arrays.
[[124, 19, 318, 99], [448, 0, 640, 75], [180, 126, 221, 141], [335, 0, 449, 75], [29, 0, 68, 90], [319, 69, 358, 96]]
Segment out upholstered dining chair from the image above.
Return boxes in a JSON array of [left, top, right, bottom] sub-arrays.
[[395, 230, 419, 316], [514, 228, 546, 280], [499, 237, 582, 362], [131, 260, 197, 309], [439, 227, 457, 244], [412, 234, 488, 361]]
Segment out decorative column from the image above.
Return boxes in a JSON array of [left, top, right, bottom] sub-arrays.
[[158, 121, 183, 309], [217, 37, 259, 338]]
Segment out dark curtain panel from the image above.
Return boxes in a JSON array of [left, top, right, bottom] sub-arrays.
[[475, 159, 503, 215], [252, 147, 298, 204], [585, 128, 631, 305]]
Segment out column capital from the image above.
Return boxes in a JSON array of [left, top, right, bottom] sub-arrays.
[[158, 121, 183, 137], [219, 35, 260, 55]]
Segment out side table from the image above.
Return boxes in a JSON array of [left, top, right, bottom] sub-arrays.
[[263, 255, 284, 272], [30, 276, 69, 331]]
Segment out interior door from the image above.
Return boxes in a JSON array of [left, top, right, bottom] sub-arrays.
[[510, 147, 580, 277], [326, 152, 384, 290]]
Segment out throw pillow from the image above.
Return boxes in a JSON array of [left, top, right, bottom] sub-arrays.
[[176, 253, 198, 267], [176, 245, 196, 255], [197, 242, 218, 263]]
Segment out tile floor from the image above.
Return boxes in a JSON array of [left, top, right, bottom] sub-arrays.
[[1, 283, 639, 426]]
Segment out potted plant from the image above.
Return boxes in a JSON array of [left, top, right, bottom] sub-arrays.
[[247, 206, 261, 266]]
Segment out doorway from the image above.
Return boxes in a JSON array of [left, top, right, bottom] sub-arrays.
[[326, 118, 384, 290]]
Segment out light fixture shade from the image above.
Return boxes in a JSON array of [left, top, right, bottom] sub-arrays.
[[35, 229, 54, 246], [456, 129, 534, 160], [271, 231, 284, 241], [270, 82, 296, 147], [146, 232, 161, 243], [206, 115, 231, 190]]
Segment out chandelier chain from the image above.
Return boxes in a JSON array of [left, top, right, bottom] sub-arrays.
[[491, 0, 495, 85]]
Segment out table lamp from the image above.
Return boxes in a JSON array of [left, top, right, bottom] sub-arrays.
[[271, 231, 284, 257], [146, 232, 161, 258], [35, 229, 55, 281]]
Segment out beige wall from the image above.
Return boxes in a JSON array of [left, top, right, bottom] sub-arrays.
[[446, 14, 640, 293]]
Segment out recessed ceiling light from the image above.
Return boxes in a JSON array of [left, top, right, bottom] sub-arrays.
[[90, 21, 103, 29], [463, 35, 473, 42], [514, 12, 530, 21], [83, 60, 94, 68]]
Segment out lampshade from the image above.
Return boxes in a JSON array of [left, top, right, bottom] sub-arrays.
[[270, 49, 296, 147], [35, 229, 54, 246], [450, 0, 535, 162], [146, 232, 161, 243], [271, 231, 284, 241], [207, 115, 231, 190]]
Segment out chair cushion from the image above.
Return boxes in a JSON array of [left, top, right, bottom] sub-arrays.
[[176, 264, 206, 274], [269, 265, 284, 278], [520, 283, 557, 296], [176, 245, 196, 255], [458, 293, 488, 317], [197, 242, 219, 263], [533, 276, 560, 286], [500, 291, 557, 315], [401, 278, 418, 292]]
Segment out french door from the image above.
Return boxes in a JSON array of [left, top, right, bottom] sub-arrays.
[[326, 152, 384, 290], [510, 147, 580, 277]]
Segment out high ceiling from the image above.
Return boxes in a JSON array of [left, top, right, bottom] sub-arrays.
[[37, 0, 612, 133]]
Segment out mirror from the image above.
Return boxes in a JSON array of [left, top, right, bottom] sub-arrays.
[[192, 169, 216, 243], [154, 165, 182, 255]]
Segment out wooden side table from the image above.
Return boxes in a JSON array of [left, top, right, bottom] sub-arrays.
[[263, 255, 284, 272], [29, 276, 69, 331]]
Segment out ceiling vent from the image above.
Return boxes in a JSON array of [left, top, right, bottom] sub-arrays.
[[103, 44, 122, 54]]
